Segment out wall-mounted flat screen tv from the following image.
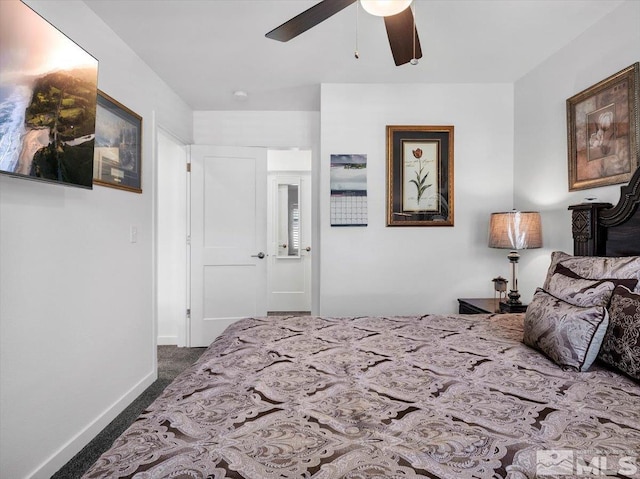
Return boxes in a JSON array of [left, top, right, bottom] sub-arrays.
[[0, 0, 98, 189]]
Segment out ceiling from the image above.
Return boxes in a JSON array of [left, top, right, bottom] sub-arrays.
[[83, 0, 623, 111]]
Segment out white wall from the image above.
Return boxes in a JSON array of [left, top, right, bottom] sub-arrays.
[[194, 111, 319, 149], [514, 0, 640, 301], [193, 111, 321, 313], [320, 83, 514, 315], [0, 1, 193, 478]]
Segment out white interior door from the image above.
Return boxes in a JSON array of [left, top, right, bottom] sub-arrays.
[[267, 173, 312, 312], [189, 145, 267, 347]]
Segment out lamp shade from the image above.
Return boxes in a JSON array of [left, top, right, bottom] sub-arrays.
[[488, 211, 542, 250], [360, 0, 412, 17]]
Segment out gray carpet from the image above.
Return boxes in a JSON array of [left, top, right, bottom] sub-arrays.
[[52, 345, 206, 479]]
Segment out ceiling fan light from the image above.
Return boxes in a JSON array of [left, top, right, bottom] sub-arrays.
[[360, 0, 412, 17]]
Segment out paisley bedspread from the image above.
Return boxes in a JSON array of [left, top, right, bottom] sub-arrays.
[[84, 314, 640, 478]]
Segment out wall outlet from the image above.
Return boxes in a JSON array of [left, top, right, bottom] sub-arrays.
[[130, 226, 137, 243]]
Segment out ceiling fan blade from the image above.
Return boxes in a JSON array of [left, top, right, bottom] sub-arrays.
[[384, 7, 422, 66], [266, 0, 357, 42]]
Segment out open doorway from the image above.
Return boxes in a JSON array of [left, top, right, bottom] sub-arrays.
[[156, 129, 188, 346], [156, 142, 314, 346], [267, 149, 312, 314]]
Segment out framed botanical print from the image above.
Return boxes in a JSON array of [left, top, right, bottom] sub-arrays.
[[386, 125, 454, 226], [567, 63, 639, 191]]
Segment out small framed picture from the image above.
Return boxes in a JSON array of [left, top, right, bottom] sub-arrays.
[[567, 63, 639, 191], [93, 90, 142, 193], [386, 125, 454, 226]]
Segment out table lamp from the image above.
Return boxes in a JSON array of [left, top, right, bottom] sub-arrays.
[[488, 211, 542, 313]]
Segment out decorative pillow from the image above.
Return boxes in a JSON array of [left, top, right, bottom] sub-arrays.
[[598, 285, 640, 381], [547, 273, 617, 307], [546, 266, 638, 308], [554, 263, 639, 291], [542, 251, 572, 290], [543, 251, 640, 293], [523, 288, 609, 372], [553, 263, 583, 279]]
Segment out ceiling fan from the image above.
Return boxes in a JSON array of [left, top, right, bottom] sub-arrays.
[[265, 0, 422, 66]]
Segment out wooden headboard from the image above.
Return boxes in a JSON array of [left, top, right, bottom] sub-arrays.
[[570, 166, 640, 257]]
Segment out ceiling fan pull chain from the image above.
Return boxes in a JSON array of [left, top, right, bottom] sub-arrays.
[[354, 0, 360, 59]]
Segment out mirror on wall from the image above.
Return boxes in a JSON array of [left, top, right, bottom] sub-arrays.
[[277, 180, 300, 258]]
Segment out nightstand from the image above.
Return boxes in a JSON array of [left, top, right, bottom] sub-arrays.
[[498, 301, 527, 313], [457, 298, 500, 314], [458, 298, 528, 314]]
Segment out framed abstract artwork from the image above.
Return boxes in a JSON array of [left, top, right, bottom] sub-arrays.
[[93, 90, 143, 193], [567, 63, 639, 191], [386, 125, 454, 226]]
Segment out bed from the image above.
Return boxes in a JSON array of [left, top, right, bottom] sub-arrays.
[[84, 169, 640, 479]]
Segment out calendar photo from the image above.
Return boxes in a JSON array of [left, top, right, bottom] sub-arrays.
[[330, 154, 367, 227]]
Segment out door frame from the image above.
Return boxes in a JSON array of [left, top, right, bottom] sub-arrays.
[[267, 148, 317, 312], [153, 129, 320, 348], [153, 123, 191, 348]]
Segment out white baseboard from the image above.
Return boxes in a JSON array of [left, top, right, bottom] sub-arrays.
[[28, 370, 157, 479], [157, 335, 178, 345]]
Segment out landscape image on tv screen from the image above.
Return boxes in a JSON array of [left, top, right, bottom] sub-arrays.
[[0, 0, 98, 189]]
